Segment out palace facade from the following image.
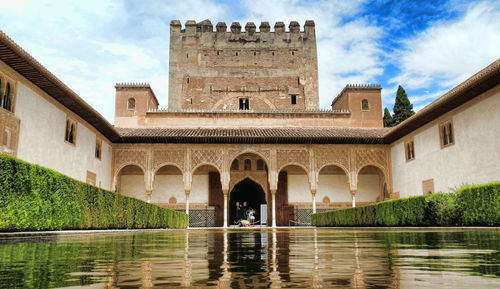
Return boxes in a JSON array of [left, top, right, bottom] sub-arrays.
[[1, 20, 499, 227]]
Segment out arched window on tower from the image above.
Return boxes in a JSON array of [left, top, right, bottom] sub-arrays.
[[231, 159, 239, 170], [127, 98, 136, 110], [361, 99, 370, 111], [244, 159, 251, 171], [256, 159, 264, 170]]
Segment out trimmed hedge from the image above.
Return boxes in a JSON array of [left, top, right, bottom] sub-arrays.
[[311, 182, 500, 227], [0, 154, 188, 231]]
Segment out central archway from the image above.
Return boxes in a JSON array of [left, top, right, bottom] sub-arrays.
[[229, 178, 267, 225]]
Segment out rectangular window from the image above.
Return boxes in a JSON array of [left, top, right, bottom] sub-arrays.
[[95, 138, 102, 160], [291, 94, 297, 105], [439, 120, 454, 148], [64, 118, 77, 145], [405, 139, 415, 161]]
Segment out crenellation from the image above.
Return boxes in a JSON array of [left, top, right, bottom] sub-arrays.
[[274, 22, 285, 34], [185, 20, 197, 36], [289, 21, 300, 33], [259, 22, 270, 33], [216, 22, 227, 33], [245, 22, 256, 35]]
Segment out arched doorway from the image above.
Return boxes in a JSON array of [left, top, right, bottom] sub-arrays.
[[229, 178, 267, 225]]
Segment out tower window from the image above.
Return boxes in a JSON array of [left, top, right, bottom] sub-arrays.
[[244, 159, 251, 171], [235, 51, 239, 56], [291, 50, 295, 56], [272, 51, 275, 56], [186, 77, 190, 84], [127, 98, 136, 110], [239, 98, 249, 110], [361, 99, 370, 111], [291, 94, 297, 105], [216, 51, 220, 56], [440, 120, 454, 147], [253, 51, 256, 56]]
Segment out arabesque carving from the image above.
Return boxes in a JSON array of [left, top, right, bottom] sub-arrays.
[[191, 149, 223, 172], [153, 149, 184, 171], [114, 149, 148, 173], [277, 149, 310, 171], [314, 148, 349, 173]]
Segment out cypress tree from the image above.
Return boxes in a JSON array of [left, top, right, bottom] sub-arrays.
[[383, 107, 394, 127], [392, 85, 415, 125]]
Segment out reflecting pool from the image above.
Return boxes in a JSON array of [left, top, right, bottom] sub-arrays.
[[0, 228, 499, 288]]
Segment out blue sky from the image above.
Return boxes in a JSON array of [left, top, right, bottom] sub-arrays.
[[0, 0, 499, 122]]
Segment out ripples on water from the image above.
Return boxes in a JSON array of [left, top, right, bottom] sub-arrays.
[[0, 229, 498, 288]]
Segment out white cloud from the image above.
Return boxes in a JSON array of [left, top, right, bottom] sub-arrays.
[[240, 0, 384, 108], [0, 0, 229, 122], [391, 1, 500, 90]]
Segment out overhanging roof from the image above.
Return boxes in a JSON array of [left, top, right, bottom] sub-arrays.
[[384, 58, 500, 143]]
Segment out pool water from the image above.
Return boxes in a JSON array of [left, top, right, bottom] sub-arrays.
[[0, 228, 499, 288]]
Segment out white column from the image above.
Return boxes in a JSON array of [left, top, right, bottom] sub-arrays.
[[351, 190, 356, 208], [271, 189, 277, 228], [146, 190, 152, 203], [185, 190, 190, 228], [223, 190, 228, 228], [312, 190, 317, 214]]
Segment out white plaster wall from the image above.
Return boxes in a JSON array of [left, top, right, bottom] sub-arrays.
[[357, 175, 380, 202], [288, 174, 310, 203], [391, 85, 500, 197], [14, 83, 112, 190], [191, 175, 209, 203], [120, 175, 146, 201], [317, 174, 351, 202], [152, 175, 185, 203]]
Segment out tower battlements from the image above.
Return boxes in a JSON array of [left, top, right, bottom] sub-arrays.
[[170, 20, 315, 45]]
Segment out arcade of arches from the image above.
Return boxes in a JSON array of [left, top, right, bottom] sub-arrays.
[[114, 144, 391, 227]]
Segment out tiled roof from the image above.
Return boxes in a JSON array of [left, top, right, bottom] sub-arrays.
[[117, 127, 390, 144]]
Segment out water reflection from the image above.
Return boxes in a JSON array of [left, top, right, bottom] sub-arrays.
[[0, 229, 499, 288]]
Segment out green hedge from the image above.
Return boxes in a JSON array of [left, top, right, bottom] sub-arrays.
[[0, 154, 188, 231], [311, 182, 500, 227]]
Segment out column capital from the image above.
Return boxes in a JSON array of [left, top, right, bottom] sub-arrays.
[[270, 189, 277, 195], [222, 189, 229, 196], [311, 189, 317, 196], [350, 189, 357, 196], [185, 189, 191, 196]]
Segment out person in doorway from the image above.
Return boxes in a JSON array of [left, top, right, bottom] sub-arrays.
[[248, 207, 255, 225]]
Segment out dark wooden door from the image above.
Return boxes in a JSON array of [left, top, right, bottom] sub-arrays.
[[209, 172, 223, 227]]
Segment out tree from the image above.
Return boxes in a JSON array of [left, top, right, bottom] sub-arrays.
[[392, 85, 415, 125], [383, 107, 394, 127]]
